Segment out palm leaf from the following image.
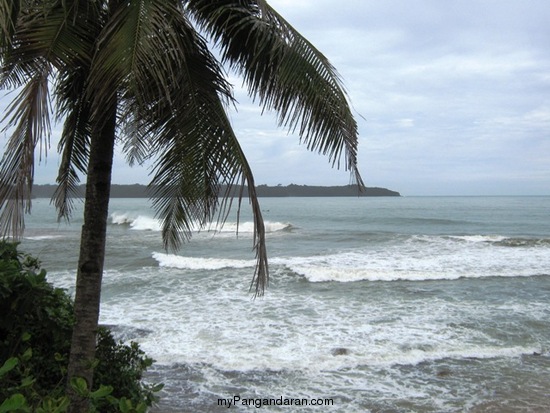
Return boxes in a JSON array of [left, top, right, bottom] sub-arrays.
[[0, 1, 102, 224], [148, 95, 268, 296], [1, 0, 96, 87], [188, 0, 364, 186], [89, 0, 233, 227], [0, 0, 20, 50], [97, 0, 267, 294], [86, 0, 200, 125], [0, 68, 51, 238], [51, 1, 102, 220], [52, 93, 91, 220]]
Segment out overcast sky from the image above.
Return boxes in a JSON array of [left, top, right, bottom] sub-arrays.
[[7, 0, 550, 195]]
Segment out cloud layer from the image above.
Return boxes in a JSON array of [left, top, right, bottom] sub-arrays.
[[4, 0, 550, 195]]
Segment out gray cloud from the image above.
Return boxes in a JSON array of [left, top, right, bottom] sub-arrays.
[[255, 0, 550, 195], [5, 0, 550, 195]]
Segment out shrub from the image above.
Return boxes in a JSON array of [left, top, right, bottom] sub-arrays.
[[0, 241, 161, 411]]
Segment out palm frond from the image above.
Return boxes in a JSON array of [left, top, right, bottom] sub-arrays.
[[0, 0, 99, 229], [52, 96, 91, 220], [0, 0, 20, 50], [149, 96, 268, 296], [87, 0, 199, 126], [45, 1, 102, 219], [52, 39, 98, 219], [105, 1, 268, 294], [1, 1, 96, 88], [187, 0, 364, 186], [0, 68, 51, 238]]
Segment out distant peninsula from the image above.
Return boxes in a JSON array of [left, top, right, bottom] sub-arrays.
[[31, 184, 401, 198]]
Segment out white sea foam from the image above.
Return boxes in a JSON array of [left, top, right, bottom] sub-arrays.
[[152, 252, 256, 270], [24, 235, 65, 241], [215, 221, 292, 233], [33, 197, 550, 412], [448, 234, 508, 243], [97, 264, 545, 373], [277, 234, 550, 283], [110, 212, 162, 231], [110, 212, 134, 225], [111, 211, 291, 234], [151, 231, 550, 282], [128, 216, 161, 231]]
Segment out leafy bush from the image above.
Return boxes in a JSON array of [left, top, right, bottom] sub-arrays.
[[0, 241, 161, 411], [0, 242, 73, 400], [94, 328, 162, 412]]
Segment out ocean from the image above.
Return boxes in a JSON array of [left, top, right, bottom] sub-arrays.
[[20, 196, 550, 412]]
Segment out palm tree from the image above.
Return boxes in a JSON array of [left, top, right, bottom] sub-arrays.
[[0, 0, 363, 411]]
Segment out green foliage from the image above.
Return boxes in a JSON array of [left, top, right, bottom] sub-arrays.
[[93, 328, 161, 411], [0, 352, 68, 413], [0, 242, 161, 411], [0, 241, 72, 401], [0, 393, 29, 413]]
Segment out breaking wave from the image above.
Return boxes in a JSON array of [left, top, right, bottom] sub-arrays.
[[110, 212, 292, 234], [152, 252, 255, 270]]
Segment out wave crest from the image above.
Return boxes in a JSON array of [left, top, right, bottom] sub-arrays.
[[111, 212, 292, 234], [449, 235, 550, 247], [152, 252, 256, 270], [278, 234, 550, 283]]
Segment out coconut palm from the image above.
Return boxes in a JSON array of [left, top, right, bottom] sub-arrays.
[[0, 0, 363, 411]]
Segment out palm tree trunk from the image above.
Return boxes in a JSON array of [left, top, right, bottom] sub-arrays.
[[66, 104, 117, 413]]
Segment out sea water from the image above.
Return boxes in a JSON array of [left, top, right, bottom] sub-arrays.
[[20, 196, 550, 412]]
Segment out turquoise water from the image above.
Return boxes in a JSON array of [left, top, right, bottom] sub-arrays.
[[20, 196, 550, 412]]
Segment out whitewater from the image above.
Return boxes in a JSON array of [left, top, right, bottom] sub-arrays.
[[20, 196, 550, 412]]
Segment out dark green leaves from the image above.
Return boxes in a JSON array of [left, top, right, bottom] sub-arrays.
[[0, 1, 363, 297], [188, 0, 364, 186]]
